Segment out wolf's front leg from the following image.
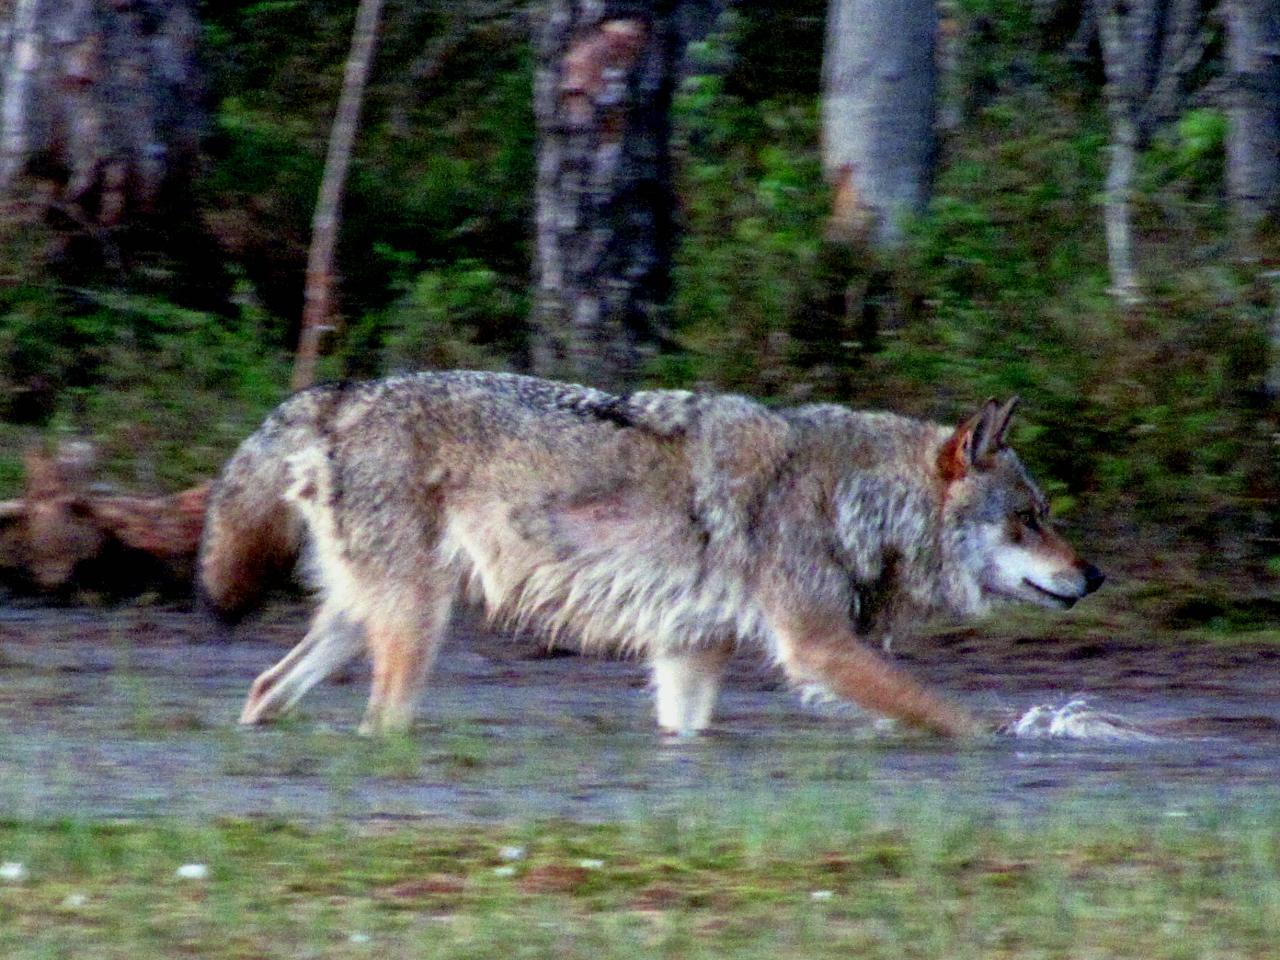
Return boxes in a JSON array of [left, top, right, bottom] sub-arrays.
[[649, 641, 734, 735], [764, 607, 985, 738], [240, 605, 364, 725]]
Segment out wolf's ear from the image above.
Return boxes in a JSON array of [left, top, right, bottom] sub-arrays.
[[938, 398, 1003, 481], [987, 396, 1019, 452]]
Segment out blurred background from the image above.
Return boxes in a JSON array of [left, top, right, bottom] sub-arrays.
[[0, 0, 1275, 622]]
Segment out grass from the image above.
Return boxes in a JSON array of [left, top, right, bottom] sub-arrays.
[[1, 799, 1278, 958]]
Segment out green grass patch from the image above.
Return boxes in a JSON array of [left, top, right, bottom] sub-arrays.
[[1, 801, 1278, 958]]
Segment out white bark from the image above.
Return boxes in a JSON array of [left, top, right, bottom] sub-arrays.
[[1144, 0, 1208, 129], [1100, 4, 1143, 305], [1224, 0, 1280, 243], [0, 0, 203, 230], [0, 0, 42, 196], [822, 0, 938, 250]]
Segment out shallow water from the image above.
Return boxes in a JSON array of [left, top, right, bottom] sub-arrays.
[[0, 605, 1277, 823]]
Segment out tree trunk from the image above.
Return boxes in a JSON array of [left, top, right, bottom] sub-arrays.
[[291, 0, 385, 393], [532, 1, 679, 392], [1144, 0, 1210, 131], [1099, 3, 1145, 305], [821, 0, 939, 250], [1224, 0, 1280, 245], [1126, 0, 1166, 144], [291, 0, 381, 394], [0, 0, 204, 272], [0, 0, 41, 194]]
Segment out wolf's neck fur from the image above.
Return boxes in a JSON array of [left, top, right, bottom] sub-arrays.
[[835, 474, 941, 608], [830, 429, 980, 623]]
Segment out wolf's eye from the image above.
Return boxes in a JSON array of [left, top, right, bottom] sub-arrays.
[[1016, 509, 1040, 531]]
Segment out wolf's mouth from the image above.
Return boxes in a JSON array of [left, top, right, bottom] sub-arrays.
[[1023, 578, 1078, 609]]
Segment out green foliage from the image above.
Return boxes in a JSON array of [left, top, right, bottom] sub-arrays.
[[201, 1, 535, 331], [885, 91, 1266, 547], [1139, 108, 1229, 223], [342, 258, 524, 376], [1168, 108, 1229, 177], [0, 284, 74, 423], [668, 71, 859, 398], [69, 295, 289, 490], [660, 15, 1276, 574], [0, 286, 288, 492]]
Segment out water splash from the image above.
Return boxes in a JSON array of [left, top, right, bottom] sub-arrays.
[[1001, 698, 1161, 742]]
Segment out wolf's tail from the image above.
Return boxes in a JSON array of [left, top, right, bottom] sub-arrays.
[[197, 389, 333, 622]]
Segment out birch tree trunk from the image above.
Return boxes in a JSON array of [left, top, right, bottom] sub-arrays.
[[0, 0, 203, 267], [1144, 0, 1210, 131], [1224, 0, 1280, 244], [532, 1, 678, 391], [821, 0, 939, 250], [291, 0, 385, 393], [0, 0, 41, 194], [1099, 3, 1144, 305]]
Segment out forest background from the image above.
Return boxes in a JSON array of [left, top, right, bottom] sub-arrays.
[[0, 0, 1276, 627]]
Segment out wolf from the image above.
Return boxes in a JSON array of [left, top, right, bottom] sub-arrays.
[[199, 372, 1103, 738]]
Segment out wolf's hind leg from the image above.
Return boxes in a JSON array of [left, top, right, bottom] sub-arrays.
[[650, 641, 734, 735], [240, 603, 364, 725], [358, 586, 454, 736]]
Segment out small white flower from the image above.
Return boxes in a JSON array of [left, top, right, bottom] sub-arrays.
[[499, 845, 526, 861], [0, 862, 27, 883], [578, 858, 604, 870], [493, 865, 517, 877], [62, 893, 88, 908], [348, 932, 371, 945], [810, 890, 834, 901], [174, 863, 209, 881]]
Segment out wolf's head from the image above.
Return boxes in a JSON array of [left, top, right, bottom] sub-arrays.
[[937, 398, 1104, 615]]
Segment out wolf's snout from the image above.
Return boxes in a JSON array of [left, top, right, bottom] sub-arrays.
[[1080, 564, 1105, 595]]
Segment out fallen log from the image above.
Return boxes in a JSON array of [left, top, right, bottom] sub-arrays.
[[0, 445, 209, 594]]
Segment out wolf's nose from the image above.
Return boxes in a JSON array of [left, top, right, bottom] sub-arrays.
[[1081, 564, 1105, 594]]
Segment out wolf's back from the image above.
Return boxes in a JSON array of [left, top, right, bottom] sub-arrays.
[[197, 388, 335, 622]]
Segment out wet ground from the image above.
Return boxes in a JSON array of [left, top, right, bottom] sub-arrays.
[[1, 604, 1278, 823]]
